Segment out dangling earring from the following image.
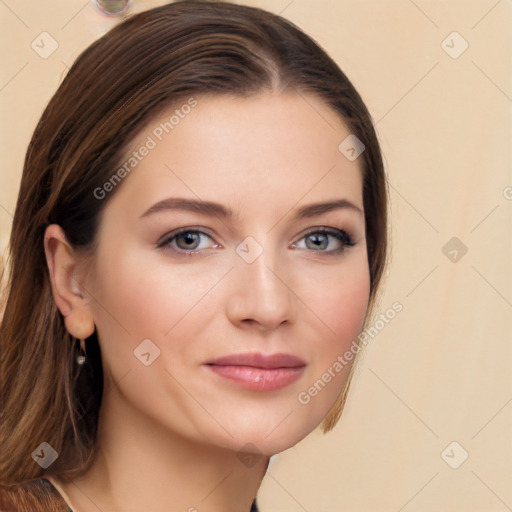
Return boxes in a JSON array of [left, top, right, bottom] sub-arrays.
[[77, 338, 87, 365]]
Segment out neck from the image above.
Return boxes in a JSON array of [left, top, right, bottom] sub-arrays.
[[54, 385, 269, 512]]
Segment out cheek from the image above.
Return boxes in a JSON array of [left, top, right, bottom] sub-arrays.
[[292, 260, 370, 425], [324, 269, 370, 343], [301, 252, 371, 348], [90, 245, 209, 338], [85, 244, 168, 369]]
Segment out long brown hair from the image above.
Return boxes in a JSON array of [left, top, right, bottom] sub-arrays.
[[0, 0, 388, 487]]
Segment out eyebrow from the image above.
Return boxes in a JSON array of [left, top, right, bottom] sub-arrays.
[[139, 197, 363, 220]]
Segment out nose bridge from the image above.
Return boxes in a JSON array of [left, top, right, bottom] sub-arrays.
[[227, 236, 295, 329]]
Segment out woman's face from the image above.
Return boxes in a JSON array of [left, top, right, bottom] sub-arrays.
[[84, 92, 370, 455]]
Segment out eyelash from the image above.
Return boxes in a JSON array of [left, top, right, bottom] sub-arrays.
[[156, 227, 356, 257]]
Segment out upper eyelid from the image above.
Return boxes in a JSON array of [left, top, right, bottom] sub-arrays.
[[157, 228, 217, 248]]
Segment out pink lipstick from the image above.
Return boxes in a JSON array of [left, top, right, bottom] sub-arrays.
[[204, 352, 306, 391]]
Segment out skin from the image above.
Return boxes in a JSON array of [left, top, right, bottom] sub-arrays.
[[44, 91, 370, 512]]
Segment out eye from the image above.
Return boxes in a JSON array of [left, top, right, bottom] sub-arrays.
[[293, 227, 356, 255], [156, 226, 356, 257], [157, 228, 219, 255]]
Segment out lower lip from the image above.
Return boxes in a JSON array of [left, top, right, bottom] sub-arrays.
[[205, 365, 305, 391]]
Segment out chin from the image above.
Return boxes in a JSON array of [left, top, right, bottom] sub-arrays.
[[200, 408, 326, 457]]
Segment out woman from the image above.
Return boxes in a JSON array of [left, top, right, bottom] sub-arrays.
[[0, 1, 388, 510]]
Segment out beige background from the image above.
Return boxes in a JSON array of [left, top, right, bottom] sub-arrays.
[[1, 1, 511, 511]]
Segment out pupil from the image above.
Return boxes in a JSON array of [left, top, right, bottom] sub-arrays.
[[308, 234, 327, 250], [179, 232, 198, 249]]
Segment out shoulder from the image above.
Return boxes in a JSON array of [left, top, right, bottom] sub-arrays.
[[0, 478, 70, 512]]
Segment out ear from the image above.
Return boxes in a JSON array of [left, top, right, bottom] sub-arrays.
[[44, 224, 95, 339]]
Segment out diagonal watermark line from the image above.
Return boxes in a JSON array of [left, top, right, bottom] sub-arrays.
[[472, 471, 512, 511], [201, 471, 233, 502], [164, 267, 234, 336], [58, 61, 71, 85], [0, 62, 29, 92], [103, 368, 132, 398], [266, 472, 310, 512], [61, 0, 89, 29], [390, 182, 439, 233], [0, 202, 13, 219], [472, 397, 512, 439], [472, 265, 512, 308], [398, 472, 439, 511], [406, 266, 438, 297], [266, 164, 337, 234], [470, 204, 499, 233], [265, 266, 336, 336], [472, 61, 512, 103], [277, 0, 294, 16], [0, 0, 29, 28], [472, 0, 502, 29], [164, 368, 234, 438], [408, 0, 438, 28], [68, 479, 105, 512], [376, 62, 439, 125], [369, 368, 439, 438], [265, 410, 294, 439]]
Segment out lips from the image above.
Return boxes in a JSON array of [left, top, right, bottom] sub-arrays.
[[204, 352, 306, 391], [205, 352, 306, 369]]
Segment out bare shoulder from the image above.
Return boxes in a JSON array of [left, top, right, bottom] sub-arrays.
[[0, 479, 69, 512]]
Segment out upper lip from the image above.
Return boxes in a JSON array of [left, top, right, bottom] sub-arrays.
[[205, 352, 306, 369]]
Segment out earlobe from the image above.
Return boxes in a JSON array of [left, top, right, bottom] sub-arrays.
[[43, 225, 94, 340], [64, 307, 96, 341]]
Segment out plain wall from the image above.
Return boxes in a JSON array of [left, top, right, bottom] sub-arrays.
[[0, 1, 510, 510]]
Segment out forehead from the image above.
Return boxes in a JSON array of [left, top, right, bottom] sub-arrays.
[[102, 92, 364, 221]]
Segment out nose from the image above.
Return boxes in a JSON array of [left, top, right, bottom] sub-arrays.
[[225, 247, 297, 332]]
